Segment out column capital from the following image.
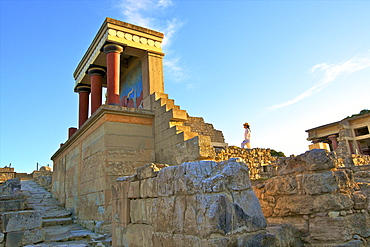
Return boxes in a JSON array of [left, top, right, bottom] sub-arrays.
[[328, 134, 338, 139], [76, 83, 91, 93], [87, 67, 106, 77], [103, 44, 124, 54]]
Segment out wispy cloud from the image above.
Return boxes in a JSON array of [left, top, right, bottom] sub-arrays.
[[116, 0, 185, 79], [269, 55, 370, 109]]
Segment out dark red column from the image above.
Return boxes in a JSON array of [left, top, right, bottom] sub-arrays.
[[68, 127, 77, 138], [103, 44, 124, 105], [76, 84, 91, 128], [88, 67, 106, 114], [328, 135, 338, 151]]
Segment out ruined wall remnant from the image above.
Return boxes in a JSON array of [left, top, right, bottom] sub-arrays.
[[112, 159, 301, 246], [253, 149, 370, 246], [215, 146, 277, 180], [0, 178, 43, 246], [0, 167, 15, 183], [33, 166, 53, 192], [351, 154, 370, 166], [183, 116, 225, 143]]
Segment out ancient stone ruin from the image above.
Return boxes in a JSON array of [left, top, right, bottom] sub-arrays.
[[253, 149, 370, 246], [1, 17, 369, 246], [111, 159, 301, 246]]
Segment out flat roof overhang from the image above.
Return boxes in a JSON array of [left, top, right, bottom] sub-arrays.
[[73, 18, 164, 91]]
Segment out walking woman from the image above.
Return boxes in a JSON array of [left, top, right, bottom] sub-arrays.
[[241, 122, 251, 149]]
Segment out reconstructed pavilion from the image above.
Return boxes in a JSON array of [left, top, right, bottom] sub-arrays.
[[306, 113, 370, 155], [51, 18, 226, 232]]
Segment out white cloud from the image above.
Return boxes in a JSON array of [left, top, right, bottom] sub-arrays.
[[269, 55, 370, 110], [116, 0, 184, 78]]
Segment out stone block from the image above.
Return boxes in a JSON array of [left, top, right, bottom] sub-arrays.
[[136, 163, 167, 180], [157, 166, 176, 197], [5, 229, 43, 247], [140, 177, 157, 198], [265, 175, 298, 196], [152, 232, 174, 247], [130, 198, 153, 224], [172, 196, 186, 234], [1, 210, 42, 233], [300, 171, 339, 195], [173, 234, 202, 247], [106, 161, 148, 177], [0, 178, 21, 196], [277, 149, 337, 175], [267, 216, 308, 233], [353, 191, 368, 210], [346, 212, 370, 238], [309, 216, 351, 242], [122, 224, 153, 247], [112, 183, 130, 227], [274, 193, 353, 216], [152, 197, 175, 233], [128, 180, 140, 199], [231, 190, 267, 232], [108, 149, 155, 163], [183, 195, 198, 236], [0, 199, 25, 212]]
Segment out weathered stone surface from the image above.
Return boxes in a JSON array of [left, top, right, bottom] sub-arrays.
[[253, 149, 370, 246], [113, 159, 274, 246], [1, 210, 42, 233], [140, 177, 157, 198], [130, 198, 153, 224], [136, 163, 168, 180], [335, 169, 355, 191], [265, 175, 298, 196], [309, 216, 352, 242], [33, 175, 52, 191], [215, 146, 277, 180], [300, 171, 339, 195], [0, 199, 25, 212], [352, 191, 368, 209], [0, 178, 21, 196], [277, 149, 338, 175], [121, 224, 153, 247], [6, 229, 44, 246]]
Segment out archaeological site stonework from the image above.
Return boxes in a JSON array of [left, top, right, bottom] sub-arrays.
[[253, 149, 370, 246], [38, 17, 370, 247], [111, 159, 301, 246]]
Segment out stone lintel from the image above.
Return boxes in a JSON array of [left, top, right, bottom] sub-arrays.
[[73, 18, 164, 89]]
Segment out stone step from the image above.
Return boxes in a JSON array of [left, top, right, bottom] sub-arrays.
[[42, 210, 72, 219], [42, 217, 73, 227]]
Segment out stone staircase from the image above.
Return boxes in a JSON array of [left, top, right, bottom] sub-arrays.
[[21, 180, 111, 246], [151, 92, 225, 165]]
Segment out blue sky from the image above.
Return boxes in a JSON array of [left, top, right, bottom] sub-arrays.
[[1, 0, 369, 173]]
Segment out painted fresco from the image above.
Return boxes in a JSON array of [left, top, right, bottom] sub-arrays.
[[120, 62, 143, 108]]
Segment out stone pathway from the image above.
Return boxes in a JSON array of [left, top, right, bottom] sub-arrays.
[[21, 180, 111, 247]]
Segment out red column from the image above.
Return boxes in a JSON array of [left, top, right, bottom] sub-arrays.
[[88, 67, 106, 114], [328, 135, 338, 150], [76, 84, 91, 128], [104, 44, 124, 105], [68, 127, 77, 138]]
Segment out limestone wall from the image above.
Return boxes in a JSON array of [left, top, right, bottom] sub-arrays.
[[215, 146, 277, 180], [351, 154, 370, 166], [0, 168, 15, 183], [112, 159, 301, 246], [52, 107, 155, 233], [184, 116, 225, 143], [253, 149, 370, 246]]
